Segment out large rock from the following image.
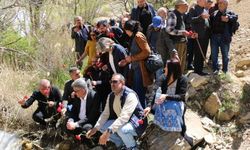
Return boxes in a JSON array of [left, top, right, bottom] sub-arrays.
[[216, 109, 235, 121], [188, 73, 209, 89], [185, 109, 210, 146], [235, 70, 245, 77], [186, 86, 197, 100], [204, 92, 222, 116], [236, 58, 250, 68]]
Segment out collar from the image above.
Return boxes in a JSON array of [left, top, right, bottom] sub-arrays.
[[80, 90, 88, 101]]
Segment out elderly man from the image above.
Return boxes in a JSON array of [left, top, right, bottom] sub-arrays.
[[62, 67, 81, 105], [66, 78, 101, 136], [131, 0, 156, 34], [188, 0, 210, 76], [210, 0, 238, 74], [86, 73, 147, 149], [18, 79, 62, 126], [157, 7, 168, 28], [71, 16, 89, 69], [166, 0, 190, 73]]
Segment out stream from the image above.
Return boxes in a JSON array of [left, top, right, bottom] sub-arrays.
[[0, 130, 21, 150]]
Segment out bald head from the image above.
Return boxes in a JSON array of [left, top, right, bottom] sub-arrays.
[[39, 79, 50, 88]]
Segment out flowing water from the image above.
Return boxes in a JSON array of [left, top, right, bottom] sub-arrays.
[[0, 130, 21, 150]]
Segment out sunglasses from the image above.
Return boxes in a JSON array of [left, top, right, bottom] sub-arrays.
[[109, 80, 119, 84]]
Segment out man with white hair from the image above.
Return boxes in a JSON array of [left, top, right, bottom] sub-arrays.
[[210, 0, 238, 74], [66, 78, 101, 137], [18, 79, 62, 126], [188, 0, 211, 76]]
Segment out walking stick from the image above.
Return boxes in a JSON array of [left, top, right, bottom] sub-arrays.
[[195, 38, 212, 71]]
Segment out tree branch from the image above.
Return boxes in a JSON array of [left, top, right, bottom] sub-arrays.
[[2, 38, 22, 46]]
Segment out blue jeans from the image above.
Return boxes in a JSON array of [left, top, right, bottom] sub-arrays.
[[211, 34, 230, 73], [100, 120, 137, 148]]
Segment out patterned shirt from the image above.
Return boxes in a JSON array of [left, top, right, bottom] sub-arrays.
[[166, 11, 186, 36]]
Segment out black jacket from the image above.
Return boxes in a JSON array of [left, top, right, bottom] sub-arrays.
[[148, 75, 188, 107], [62, 80, 74, 104], [67, 89, 101, 126], [188, 4, 210, 39], [22, 86, 62, 114]]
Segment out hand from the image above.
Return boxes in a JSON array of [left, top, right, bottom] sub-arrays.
[[102, 65, 108, 71], [201, 13, 210, 19], [86, 127, 98, 139], [125, 56, 132, 63], [61, 108, 67, 116], [66, 121, 76, 130], [144, 107, 151, 116], [71, 92, 76, 99], [99, 131, 110, 145], [18, 97, 28, 106], [118, 59, 127, 67], [76, 59, 82, 66], [221, 15, 229, 22], [191, 32, 198, 39], [183, 31, 190, 37], [48, 101, 55, 107], [155, 94, 167, 105], [92, 81, 97, 86]]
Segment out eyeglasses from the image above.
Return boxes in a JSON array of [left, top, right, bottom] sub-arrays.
[[110, 80, 119, 84]]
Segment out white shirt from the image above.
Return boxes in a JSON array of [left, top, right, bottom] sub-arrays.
[[79, 91, 87, 121], [109, 51, 117, 74]]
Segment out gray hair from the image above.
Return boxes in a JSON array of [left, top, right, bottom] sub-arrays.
[[96, 37, 114, 53], [72, 78, 88, 90], [74, 16, 82, 22], [112, 73, 126, 82], [157, 7, 168, 15], [39, 79, 50, 87], [69, 67, 79, 74]]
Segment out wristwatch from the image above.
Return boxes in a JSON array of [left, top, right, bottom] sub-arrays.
[[107, 128, 112, 134]]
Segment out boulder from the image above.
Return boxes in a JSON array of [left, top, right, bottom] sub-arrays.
[[188, 73, 209, 89], [239, 112, 250, 124], [204, 93, 222, 116], [236, 58, 250, 68], [185, 109, 210, 146], [216, 109, 235, 121], [235, 70, 245, 77], [186, 86, 197, 100]]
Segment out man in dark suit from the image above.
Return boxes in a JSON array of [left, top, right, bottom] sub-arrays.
[[66, 78, 101, 136], [131, 0, 156, 34]]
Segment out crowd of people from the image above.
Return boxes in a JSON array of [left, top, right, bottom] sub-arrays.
[[18, 0, 239, 149]]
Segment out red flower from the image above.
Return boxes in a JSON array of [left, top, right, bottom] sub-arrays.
[[75, 135, 81, 140], [108, 32, 115, 38], [138, 119, 144, 125], [57, 107, 62, 113]]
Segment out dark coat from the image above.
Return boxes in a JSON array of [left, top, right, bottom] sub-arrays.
[[62, 80, 74, 104], [22, 86, 62, 115], [67, 89, 101, 126]]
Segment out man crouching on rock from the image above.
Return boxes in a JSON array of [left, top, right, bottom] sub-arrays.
[[66, 78, 101, 142], [18, 79, 62, 126], [86, 73, 147, 149]]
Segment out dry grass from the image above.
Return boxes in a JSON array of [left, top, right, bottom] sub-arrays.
[[0, 65, 40, 131]]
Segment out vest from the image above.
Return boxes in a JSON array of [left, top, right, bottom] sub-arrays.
[[169, 10, 186, 43], [108, 86, 148, 135]]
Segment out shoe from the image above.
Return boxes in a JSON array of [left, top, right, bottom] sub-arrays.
[[187, 65, 194, 70], [213, 70, 219, 75]]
